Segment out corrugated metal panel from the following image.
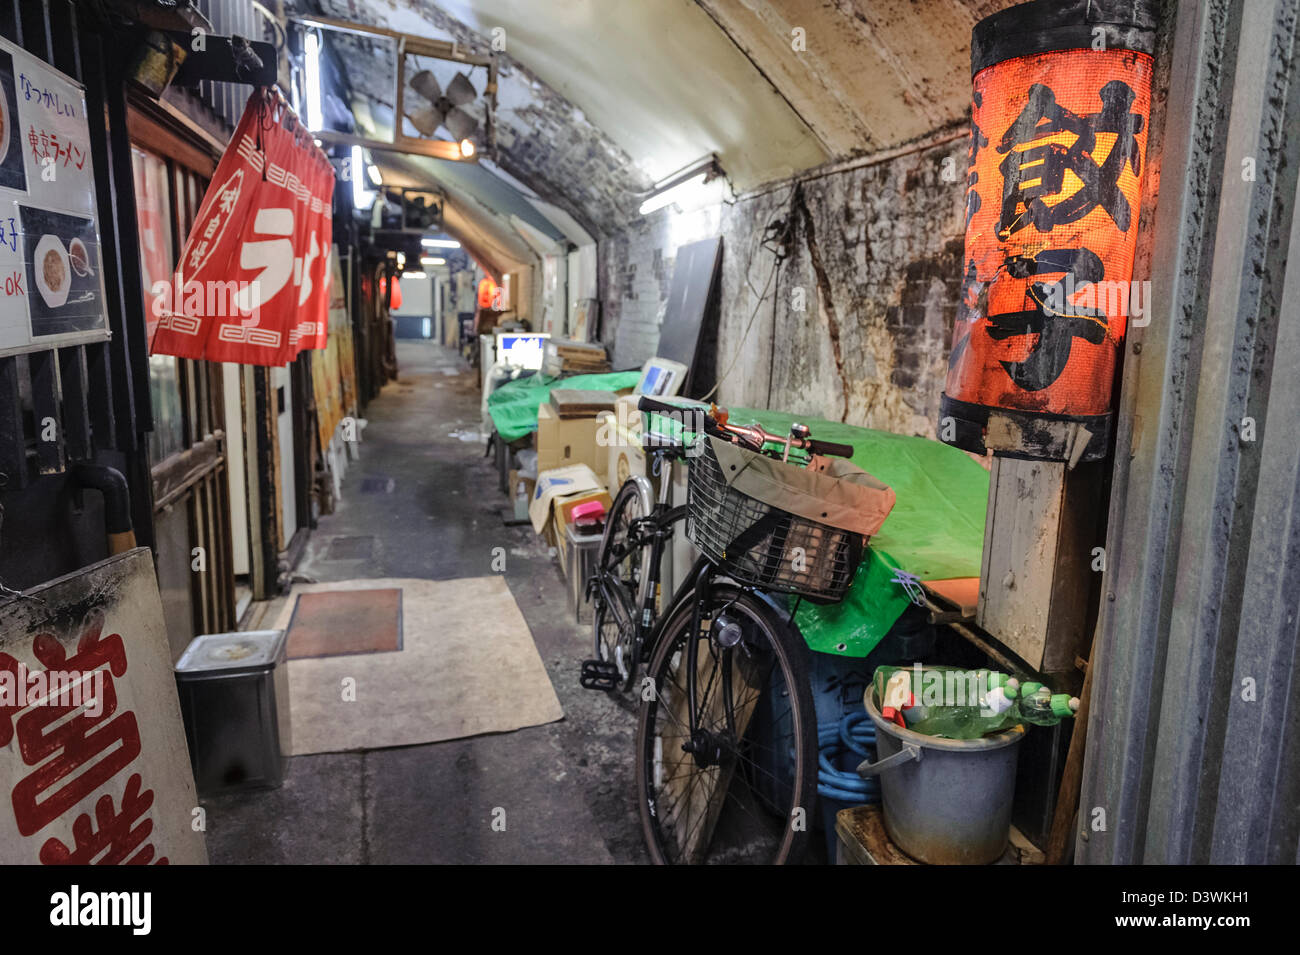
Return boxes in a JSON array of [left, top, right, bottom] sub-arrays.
[[1079, 0, 1300, 864]]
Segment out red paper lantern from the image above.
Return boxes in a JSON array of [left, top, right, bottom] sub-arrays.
[[477, 277, 497, 310], [379, 274, 403, 310], [940, 0, 1155, 462]]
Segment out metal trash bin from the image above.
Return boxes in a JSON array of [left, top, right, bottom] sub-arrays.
[[563, 524, 604, 624], [174, 630, 291, 797]]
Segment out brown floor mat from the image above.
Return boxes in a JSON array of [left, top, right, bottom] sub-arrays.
[[286, 588, 403, 659], [275, 577, 563, 755]]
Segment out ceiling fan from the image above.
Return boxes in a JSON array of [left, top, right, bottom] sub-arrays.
[[406, 68, 479, 142]]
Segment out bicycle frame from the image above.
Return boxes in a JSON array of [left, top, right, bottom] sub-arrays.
[[591, 436, 804, 747]]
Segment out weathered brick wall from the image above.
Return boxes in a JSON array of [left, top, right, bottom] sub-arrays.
[[601, 135, 968, 438]]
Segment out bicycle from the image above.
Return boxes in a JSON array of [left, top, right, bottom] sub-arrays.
[[583, 397, 893, 864]]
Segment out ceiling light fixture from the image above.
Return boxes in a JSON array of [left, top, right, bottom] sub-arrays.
[[351, 144, 377, 210], [638, 154, 728, 216], [420, 256, 446, 266], [421, 238, 460, 249], [303, 30, 324, 131]]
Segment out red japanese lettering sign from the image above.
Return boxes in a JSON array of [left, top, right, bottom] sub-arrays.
[[940, 0, 1156, 462], [0, 549, 207, 864], [149, 89, 335, 367]]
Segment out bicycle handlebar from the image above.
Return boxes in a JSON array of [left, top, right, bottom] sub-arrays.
[[805, 438, 856, 459], [636, 396, 855, 461]]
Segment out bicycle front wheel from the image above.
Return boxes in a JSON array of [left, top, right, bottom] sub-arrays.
[[635, 586, 817, 864]]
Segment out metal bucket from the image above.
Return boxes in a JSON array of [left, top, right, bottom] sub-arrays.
[[858, 690, 1024, 864]]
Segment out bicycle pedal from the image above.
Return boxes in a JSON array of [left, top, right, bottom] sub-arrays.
[[580, 659, 621, 691]]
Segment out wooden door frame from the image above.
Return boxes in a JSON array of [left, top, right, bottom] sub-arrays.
[[129, 98, 237, 636]]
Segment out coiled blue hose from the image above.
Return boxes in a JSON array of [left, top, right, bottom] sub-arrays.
[[818, 711, 881, 803]]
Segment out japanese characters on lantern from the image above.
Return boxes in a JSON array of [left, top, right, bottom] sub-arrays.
[[942, 7, 1155, 463]]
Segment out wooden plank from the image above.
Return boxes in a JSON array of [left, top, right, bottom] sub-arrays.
[[85, 339, 116, 448], [835, 805, 919, 865], [979, 457, 1062, 669], [0, 1, 18, 44], [979, 457, 1104, 678], [83, 30, 148, 445], [27, 350, 63, 474], [126, 103, 219, 179], [213, 459, 236, 631], [200, 473, 220, 633], [150, 432, 221, 510], [44, 0, 78, 75], [0, 356, 27, 488], [57, 346, 91, 461], [17, 0, 48, 58], [1046, 649, 1095, 865]]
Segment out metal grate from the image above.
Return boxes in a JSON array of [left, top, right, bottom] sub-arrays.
[[685, 440, 863, 602], [324, 535, 375, 560], [358, 476, 395, 494]]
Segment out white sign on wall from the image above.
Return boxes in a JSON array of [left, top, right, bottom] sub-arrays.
[[0, 36, 110, 357]]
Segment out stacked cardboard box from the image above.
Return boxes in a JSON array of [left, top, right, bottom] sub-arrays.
[[529, 464, 612, 551], [536, 403, 610, 487]]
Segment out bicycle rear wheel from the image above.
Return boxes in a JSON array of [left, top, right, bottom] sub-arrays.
[[636, 585, 817, 864], [593, 476, 655, 690]]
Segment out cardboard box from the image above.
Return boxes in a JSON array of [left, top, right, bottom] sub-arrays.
[[530, 465, 604, 533], [536, 402, 608, 486]]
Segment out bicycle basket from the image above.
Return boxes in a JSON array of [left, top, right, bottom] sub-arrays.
[[686, 436, 895, 602]]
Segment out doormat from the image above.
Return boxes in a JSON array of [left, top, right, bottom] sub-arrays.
[[286, 587, 402, 659], [271, 577, 564, 755]]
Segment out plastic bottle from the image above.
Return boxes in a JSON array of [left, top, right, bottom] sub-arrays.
[[983, 683, 1017, 715], [880, 669, 912, 727]]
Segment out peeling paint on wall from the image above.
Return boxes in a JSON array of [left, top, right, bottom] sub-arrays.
[[603, 137, 970, 438]]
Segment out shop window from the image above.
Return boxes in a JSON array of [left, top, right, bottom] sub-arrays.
[[131, 146, 186, 466]]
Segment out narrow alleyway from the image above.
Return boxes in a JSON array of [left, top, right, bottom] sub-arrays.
[[201, 341, 647, 864]]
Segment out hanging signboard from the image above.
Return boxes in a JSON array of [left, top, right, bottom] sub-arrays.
[[0, 36, 111, 357], [940, 0, 1156, 462], [311, 245, 353, 451], [149, 88, 335, 367], [0, 548, 208, 865]]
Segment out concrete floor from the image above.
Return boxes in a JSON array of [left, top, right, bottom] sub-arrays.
[[201, 340, 648, 864]]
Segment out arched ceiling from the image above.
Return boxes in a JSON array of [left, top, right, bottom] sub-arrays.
[[371, 151, 540, 280], [300, 0, 1019, 239]]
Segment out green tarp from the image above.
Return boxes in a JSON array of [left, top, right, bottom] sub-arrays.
[[489, 380, 987, 657], [726, 407, 988, 657], [486, 371, 643, 443]]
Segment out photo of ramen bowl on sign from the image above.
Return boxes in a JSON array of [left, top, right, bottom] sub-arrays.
[[20, 205, 105, 338], [0, 49, 25, 192]]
